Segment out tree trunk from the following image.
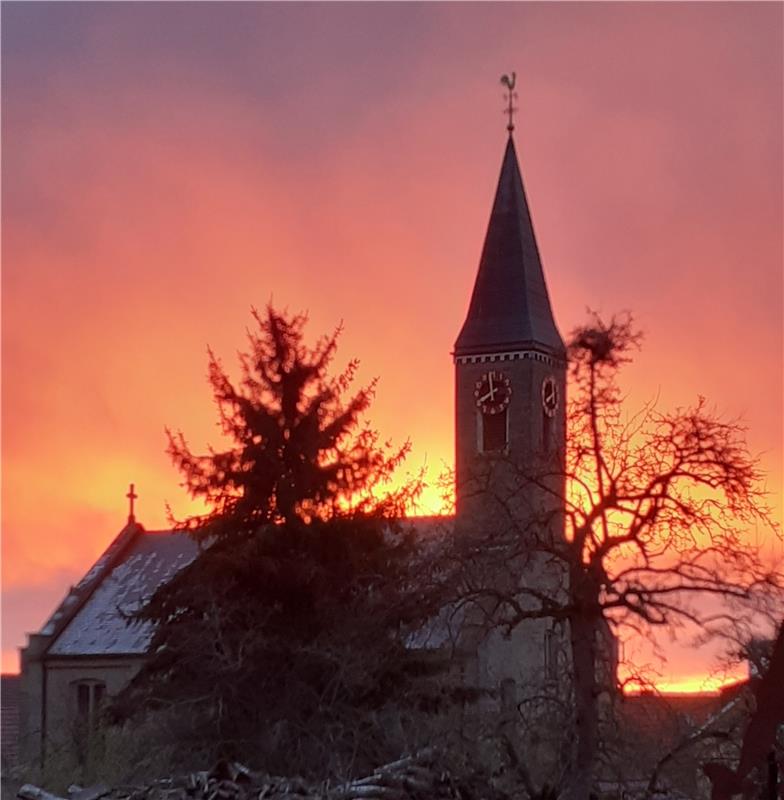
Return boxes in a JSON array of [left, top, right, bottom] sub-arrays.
[[563, 610, 599, 800]]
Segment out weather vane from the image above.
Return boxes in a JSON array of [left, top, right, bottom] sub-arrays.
[[126, 483, 137, 523], [500, 72, 517, 133]]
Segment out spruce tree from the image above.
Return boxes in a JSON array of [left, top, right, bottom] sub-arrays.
[[119, 307, 439, 775]]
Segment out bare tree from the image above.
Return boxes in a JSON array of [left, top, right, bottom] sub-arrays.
[[448, 314, 783, 800]]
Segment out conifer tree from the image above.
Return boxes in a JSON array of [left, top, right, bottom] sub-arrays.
[[120, 307, 439, 775], [167, 306, 417, 539]]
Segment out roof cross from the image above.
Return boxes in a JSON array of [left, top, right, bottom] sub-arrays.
[[500, 72, 517, 134], [126, 483, 138, 523]]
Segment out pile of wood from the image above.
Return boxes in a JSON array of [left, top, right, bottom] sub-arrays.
[[18, 749, 487, 800], [330, 750, 464, 799]]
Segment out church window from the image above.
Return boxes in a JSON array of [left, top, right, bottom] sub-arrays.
[[76, 683, 90, 718], [72, 679, 106, 766], [544, 628, 558, 682], [543, 409, 552, 454], [73, 680, 105, 728], [481, 408, 507, 452]]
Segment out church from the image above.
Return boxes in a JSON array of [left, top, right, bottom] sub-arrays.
[[18, 107, 580, 769]]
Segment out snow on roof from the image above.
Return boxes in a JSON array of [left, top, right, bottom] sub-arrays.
[[48, 531, 198, 657], [40, 523, 139, 637], [45, 515, 452, 658]]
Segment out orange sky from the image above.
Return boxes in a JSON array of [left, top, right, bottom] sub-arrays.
[[2, 3, 782, 687]]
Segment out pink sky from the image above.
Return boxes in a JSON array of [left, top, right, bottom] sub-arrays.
[[2, 3, 782, 689]]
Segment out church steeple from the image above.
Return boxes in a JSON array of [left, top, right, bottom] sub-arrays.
[[453, 123, 567, 519], [454, 135, 564, 358]]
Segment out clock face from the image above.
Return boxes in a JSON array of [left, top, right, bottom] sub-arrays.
[[542, 376, 559, 417], [474, 370, 512, 415]]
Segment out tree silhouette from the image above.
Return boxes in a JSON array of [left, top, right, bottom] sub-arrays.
[[166, 306, 417, 540], [703, 621, 784, 800], [119, 307, 437, 775], [449, 314, 783, 800]]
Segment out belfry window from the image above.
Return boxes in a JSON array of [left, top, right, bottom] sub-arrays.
[[543, 409, 552, 454], [481, 408, 507, 452]]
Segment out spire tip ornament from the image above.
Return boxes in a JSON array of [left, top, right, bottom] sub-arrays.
[[500, 72, 517, 134]]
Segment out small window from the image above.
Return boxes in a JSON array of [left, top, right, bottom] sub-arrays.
[[77, 683, 91, 718], [72, 680, 107, 767], [93, 683, 105, 707], [481, 408, 507, 452], [73, 680, 106, 727], [544, 628, 558, 682], [543, 410, 552, 454]]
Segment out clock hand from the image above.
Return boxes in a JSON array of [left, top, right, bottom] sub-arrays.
[[479, 390, 495, 402]]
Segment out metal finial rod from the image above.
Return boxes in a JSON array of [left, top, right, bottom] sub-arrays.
[[500, 72, 517, 133], [126, 483, 138, 523]]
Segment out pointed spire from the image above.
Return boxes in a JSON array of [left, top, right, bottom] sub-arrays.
[[455, 135, 564, 358]]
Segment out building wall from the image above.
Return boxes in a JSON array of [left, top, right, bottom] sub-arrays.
[[43, 657, 144, 758], [454, 349, 569, 699], [2, 674, 21, 767], [477, 618, 551, 688], [19, 634, 48, 768], [18, 641, 144, 769]]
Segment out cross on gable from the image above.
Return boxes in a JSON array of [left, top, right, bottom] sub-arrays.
[[126, 483, 138, 523]]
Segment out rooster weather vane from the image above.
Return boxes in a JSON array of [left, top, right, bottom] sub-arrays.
[[501, 72, 517, 133]]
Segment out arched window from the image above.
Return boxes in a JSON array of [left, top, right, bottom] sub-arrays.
[[72, 680, 105, 728], [71, 679, 106, 766]]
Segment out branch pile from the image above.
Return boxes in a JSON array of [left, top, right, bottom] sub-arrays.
[[19, 749, 501, 800]]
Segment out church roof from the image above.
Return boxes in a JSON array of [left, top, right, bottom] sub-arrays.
[[47, 529, 198, 657], [41, 516, 450, 659], [455, 135, 565, 358], [40, 521, 140, 639]]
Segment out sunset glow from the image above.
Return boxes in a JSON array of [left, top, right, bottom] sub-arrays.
[[622, 671, 748, 697], [2, 2, 782, 691]]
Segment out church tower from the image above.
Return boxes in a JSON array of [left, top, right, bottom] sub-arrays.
[[454, 129, 566, 521]]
